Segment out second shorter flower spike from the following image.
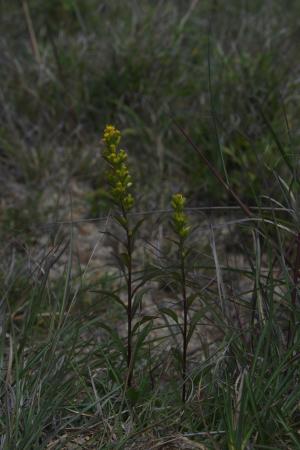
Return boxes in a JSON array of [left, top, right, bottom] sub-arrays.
[[172, 193, 186, 210]]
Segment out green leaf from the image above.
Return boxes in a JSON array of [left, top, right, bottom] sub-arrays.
[[132, 289, 147, 316], [187, 293, 198, 308], [132, 315, 156, 334], [172, 346, 182, 366], [126, 386, 140, 404], [132, 320, 153, 366], [100, 230, 124, 246], [114, 213, 128, 230], [120, 252, 130, 269], [90, 289, 127, 311], [131, 218, 145, 236], [187, 310, 202, 344], [159, 307, 179, 324], [98, 322, 126, 361]]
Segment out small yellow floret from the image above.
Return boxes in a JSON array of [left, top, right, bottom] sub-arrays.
[[103, 125, 121, 147]]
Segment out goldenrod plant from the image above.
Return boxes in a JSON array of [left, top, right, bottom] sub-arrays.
[[102, 125, 134, 213], [101, 125, 151, 390]]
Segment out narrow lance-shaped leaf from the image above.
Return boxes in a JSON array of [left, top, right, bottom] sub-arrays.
[[89, 289, 127, 311], [132, 289, 147, 316], [131, 320, 153, 368], [132, 315, 156, 335], [159, 307, 179, 324], [187, 310, 203, 344]]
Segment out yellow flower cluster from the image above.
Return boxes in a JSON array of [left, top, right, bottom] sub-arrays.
[[171, 193, 190, 239], [102, 125, 134, 211], [103, 124, 121, 148]]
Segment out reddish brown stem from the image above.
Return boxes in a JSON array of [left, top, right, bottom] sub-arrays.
[[180, 244, 188, 403], [127, 230, 133, 387]]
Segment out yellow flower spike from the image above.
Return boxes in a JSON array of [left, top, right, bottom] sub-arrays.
[[101, 125, 138, 390], [103, 125, 121, 147], [102, 124, 134, 211]]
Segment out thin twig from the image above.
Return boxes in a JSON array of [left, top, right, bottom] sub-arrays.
[[21, 0, 41, 64], [22, 206, 292, 230], [173, 120, 253, 218]]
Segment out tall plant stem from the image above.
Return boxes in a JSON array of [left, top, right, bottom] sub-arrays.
[[180, 244, 188, 403], [126, 227, 133, 387]]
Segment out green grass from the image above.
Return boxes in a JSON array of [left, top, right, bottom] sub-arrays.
[[2, 205, 300, 449], [1, 0, 300, 448]]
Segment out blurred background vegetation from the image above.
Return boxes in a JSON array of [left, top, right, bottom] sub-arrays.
[[1, 0, 300, 238]]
